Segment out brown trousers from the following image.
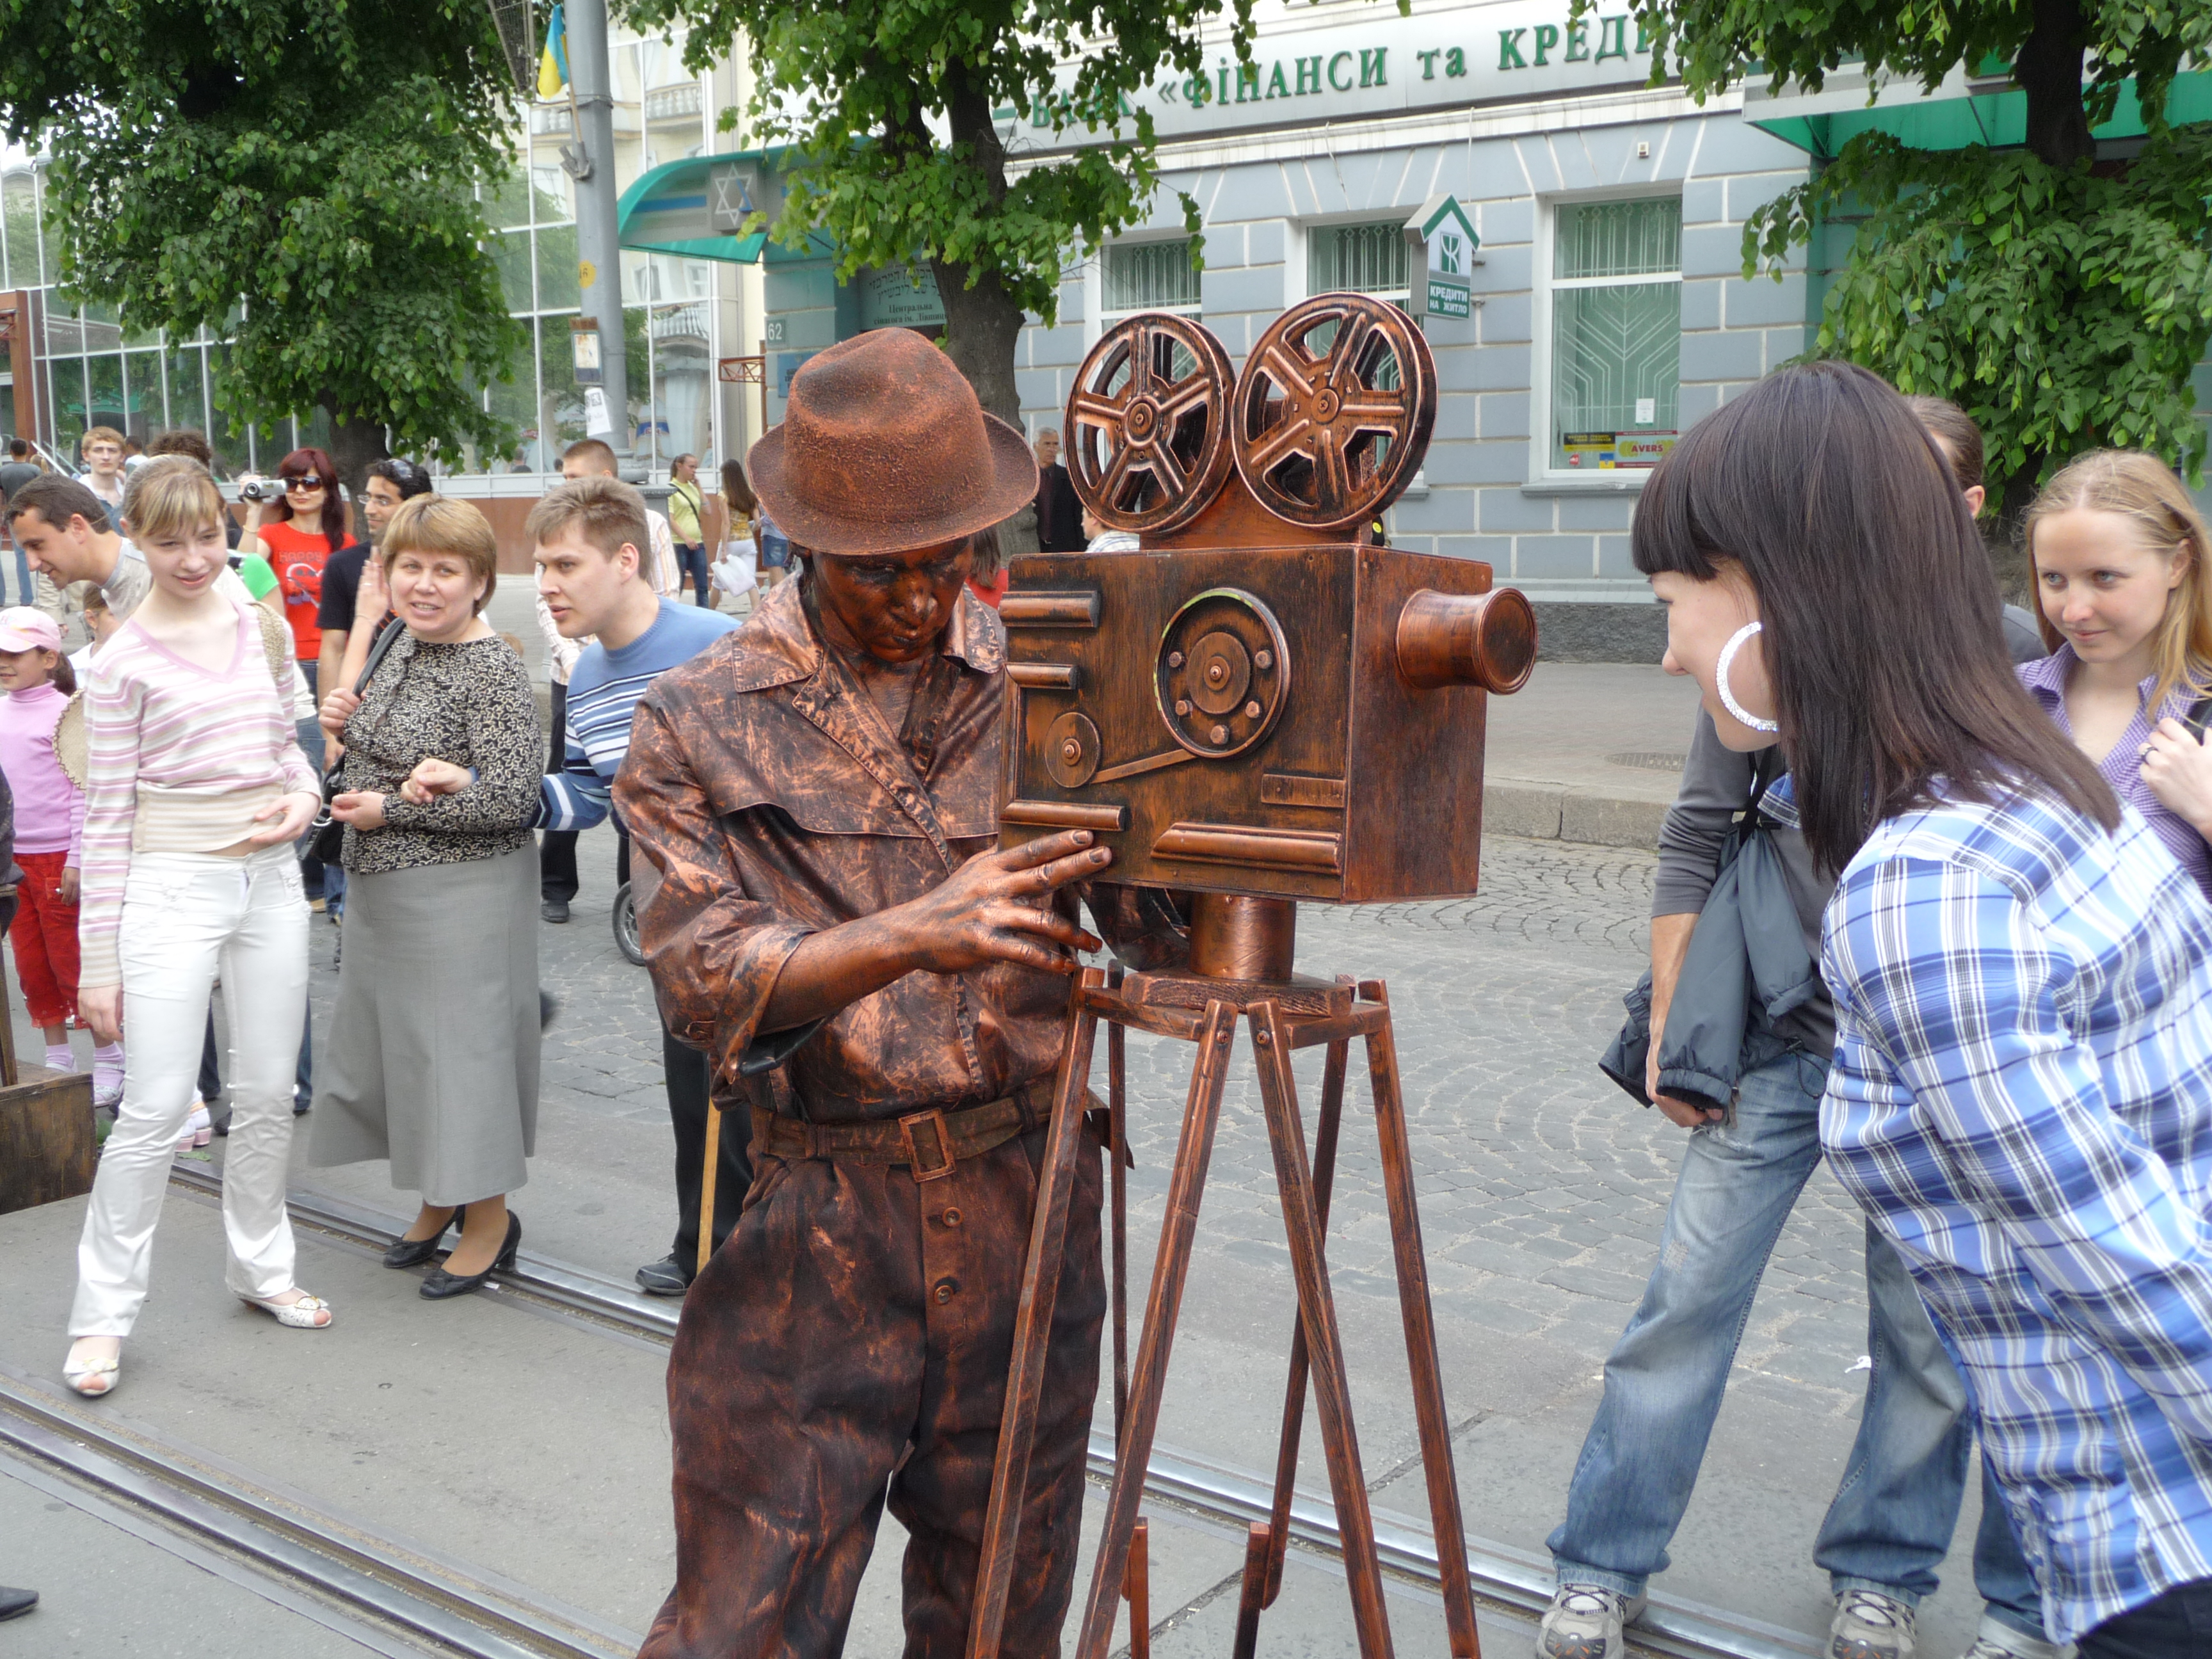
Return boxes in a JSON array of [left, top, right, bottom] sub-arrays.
[[638, 1127, 1105, 1659]]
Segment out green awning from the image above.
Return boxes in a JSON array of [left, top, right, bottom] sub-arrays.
[[1749, 67, 2212, 158], [616, 150, 831, 264]]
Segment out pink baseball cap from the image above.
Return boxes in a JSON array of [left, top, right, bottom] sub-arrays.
[[0, 607, 61, 653]]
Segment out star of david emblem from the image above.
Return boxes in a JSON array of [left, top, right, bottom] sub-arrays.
[[711, 167, 756, 231]]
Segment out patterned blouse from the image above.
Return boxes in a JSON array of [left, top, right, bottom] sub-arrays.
[[337, 631, 542, 876]]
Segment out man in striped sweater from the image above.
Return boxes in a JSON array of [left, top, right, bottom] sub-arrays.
[[408, 476, 739, 1296]]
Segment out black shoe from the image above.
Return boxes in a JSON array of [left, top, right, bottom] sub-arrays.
[[383, 1206, 465, 1269], [293, 1091, 311, 1117], [636, 1253, 691, 1297], [420, 1213, 521, 1300], [0, 1585, 36, 1620], [541, 899, 570, 924]]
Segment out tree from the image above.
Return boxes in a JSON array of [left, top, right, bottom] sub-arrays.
[[0, 0, 529, 490], [1626, 0, 2212, 530], [622, 0, 1262, 438]]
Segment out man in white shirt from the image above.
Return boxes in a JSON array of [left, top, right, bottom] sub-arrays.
[[534, 438, 677, 923], [77, 428, 126, 522]]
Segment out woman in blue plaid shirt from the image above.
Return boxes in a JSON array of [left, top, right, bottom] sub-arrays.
[[1637, 361, 2212, 1656]]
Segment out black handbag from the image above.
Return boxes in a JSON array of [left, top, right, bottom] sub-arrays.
[[306, 620, 405, 865], [1601, 745, 1796, 1109]]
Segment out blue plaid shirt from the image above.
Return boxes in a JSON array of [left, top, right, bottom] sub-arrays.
[[1769, 777, 2212, 1640]]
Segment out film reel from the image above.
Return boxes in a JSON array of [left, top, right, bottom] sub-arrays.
[[1155, 588, 1291, 759], [1065, 312, 1236, 536], [1231, 293, 1436, 532]]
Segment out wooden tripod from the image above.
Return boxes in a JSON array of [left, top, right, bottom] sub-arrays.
[[966, 900, 1480, 1658]]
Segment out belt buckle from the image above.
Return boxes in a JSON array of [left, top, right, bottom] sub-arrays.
[[899, 1108, 956, 1183]]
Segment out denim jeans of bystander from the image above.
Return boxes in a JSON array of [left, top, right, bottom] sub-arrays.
[[1548, 1049, 2044, 1634]]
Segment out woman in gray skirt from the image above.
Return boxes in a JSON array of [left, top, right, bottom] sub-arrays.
[[310, 495, 543, 1299]]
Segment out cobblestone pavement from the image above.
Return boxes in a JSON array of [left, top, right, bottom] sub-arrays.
[[273, 825, 1988, 1655]]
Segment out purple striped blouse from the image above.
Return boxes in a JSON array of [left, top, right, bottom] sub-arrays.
[[2017, 643, 2212, 895]]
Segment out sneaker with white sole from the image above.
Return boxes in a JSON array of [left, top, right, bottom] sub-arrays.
[[1831, 1588, 1916, 1659], [1957, 1617, 2069, 1659], [1538, 1583, 1646, 1658]]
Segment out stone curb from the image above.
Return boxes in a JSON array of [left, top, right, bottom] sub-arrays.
[[1482, 782, 1669, 851]]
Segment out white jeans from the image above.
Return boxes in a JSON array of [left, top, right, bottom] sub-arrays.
[[70, 844, 310, 1336]]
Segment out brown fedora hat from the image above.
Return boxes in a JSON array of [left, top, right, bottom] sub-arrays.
[[748, 330, 1038, 556]]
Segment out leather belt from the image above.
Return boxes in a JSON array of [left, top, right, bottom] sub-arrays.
[[751, 1084, 1091, 1185]]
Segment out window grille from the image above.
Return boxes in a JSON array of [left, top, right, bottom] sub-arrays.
[[1547, 196, 1682, 472], [1308, 221, 1409, 298], [1102, 240, 1201, 316]]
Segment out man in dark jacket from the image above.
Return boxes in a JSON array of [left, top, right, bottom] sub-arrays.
[[1030, 427, 1085, 552]]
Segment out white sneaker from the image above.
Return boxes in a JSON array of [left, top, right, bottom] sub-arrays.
[[177, 1100, 211, 1151], [1538, 1583, 1646, 1658], [1957, 1614, 2069, 1659], [1832, 1588, 1916, 1659]]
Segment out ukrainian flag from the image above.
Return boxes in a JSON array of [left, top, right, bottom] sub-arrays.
[[537, 3, 569, 99]]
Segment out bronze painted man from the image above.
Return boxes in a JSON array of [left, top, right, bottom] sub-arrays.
[[616, 330, 1164, 1658]]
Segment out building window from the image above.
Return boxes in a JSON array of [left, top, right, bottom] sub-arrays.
[[1308, 221, 1407, 301], [1101, 239, 1201, 322], [1545, 196, 1681, 472]]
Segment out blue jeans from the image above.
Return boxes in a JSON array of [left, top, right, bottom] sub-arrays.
[[1548, 1050, 2044, 1633], [675, 542, 711, 604]]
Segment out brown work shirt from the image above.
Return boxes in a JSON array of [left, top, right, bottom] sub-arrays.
[[614, 579, 1078, 1123]]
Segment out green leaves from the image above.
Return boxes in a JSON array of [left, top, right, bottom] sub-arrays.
[[619, 0, 1258, 396], [1743, 127, 2212, 497], [1614, 0, 2212, 498], [0, 0, 526, 460]]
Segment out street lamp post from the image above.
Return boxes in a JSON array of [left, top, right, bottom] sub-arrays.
[[565, 0, 631, 464]]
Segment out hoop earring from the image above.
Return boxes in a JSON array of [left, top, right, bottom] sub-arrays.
[[1716, 621, 1779, 734]]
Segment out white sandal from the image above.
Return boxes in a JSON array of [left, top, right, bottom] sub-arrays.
[[63, 1341, 119, 1397], [239, 1292, 333, 1329]]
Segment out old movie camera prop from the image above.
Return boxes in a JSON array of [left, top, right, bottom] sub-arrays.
[[972, 294, 1535, 1658]]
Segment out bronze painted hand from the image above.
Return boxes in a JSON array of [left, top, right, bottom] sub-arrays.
[[759, 830, 1111, 1033]]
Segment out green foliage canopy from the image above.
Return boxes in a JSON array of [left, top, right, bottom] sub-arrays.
[[0, 0, 529, 469], [622, 0, 1266, 420], [1619, 0, 2212, 504]]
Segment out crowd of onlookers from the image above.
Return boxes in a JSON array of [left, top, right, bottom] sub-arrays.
[[10, 372, 2212, 1656]]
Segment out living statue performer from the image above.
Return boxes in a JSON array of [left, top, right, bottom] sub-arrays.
[[616, 328, 1182, 1657]]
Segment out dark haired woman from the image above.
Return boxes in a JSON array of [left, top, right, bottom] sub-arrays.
[[312, 457, 433, 930], [1545, 384, 2056, 1659], [1632, 360, 2212, 1657], [239, 447, 355, 919]]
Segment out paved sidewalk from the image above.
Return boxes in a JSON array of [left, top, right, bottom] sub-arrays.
[[1484, 662, 1703, 850]]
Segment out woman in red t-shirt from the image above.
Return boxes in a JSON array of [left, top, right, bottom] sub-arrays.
[[239, 447, 355, 674]]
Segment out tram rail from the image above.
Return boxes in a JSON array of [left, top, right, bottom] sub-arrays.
[[138, 1167, 1817, 1659]]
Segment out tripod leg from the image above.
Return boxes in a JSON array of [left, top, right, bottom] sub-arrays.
[[1363, 985, 1480, 1657], [1249, 1000, 1393, 1659], [1230, 1521, 1270, 1659], [966, 969, 1105, 1659], [1258, 1038, 1349, 1609], [1126, 1516, 1151, 1659], [1109, 965, 1128, 1438], [1073, 998, 1238, 1659]]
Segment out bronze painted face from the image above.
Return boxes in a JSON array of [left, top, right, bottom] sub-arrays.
[[808, 537, 974, 664]]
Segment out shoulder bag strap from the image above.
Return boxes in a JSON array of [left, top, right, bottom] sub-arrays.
[[352, 617, 405, 697], [2184, 691, 2212, 742]]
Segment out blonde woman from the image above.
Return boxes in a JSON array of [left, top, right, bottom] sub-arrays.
[[310, 496, 543, 1300], [64, 463, 328, 1399], [2018, 449, 2212, 894]]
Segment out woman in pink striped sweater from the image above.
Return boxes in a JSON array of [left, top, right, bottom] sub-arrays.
[[63, 460, 329, 1400]]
